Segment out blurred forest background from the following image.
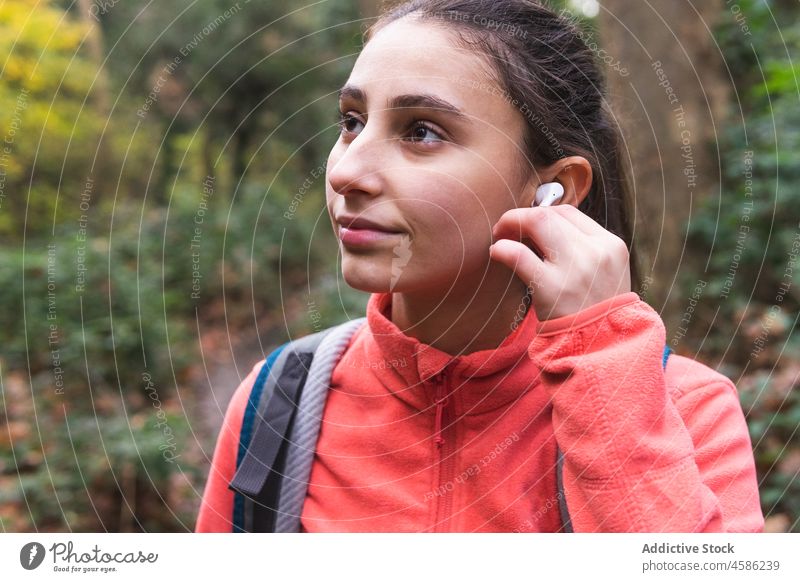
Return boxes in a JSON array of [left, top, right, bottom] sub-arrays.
[[0, 0, 797, 532]]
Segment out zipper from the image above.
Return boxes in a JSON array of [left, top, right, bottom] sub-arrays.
[[430, 365, 456, 532], [433, 373, 448, 447]]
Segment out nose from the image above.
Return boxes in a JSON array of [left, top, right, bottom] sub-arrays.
[[327, 124, 385, 199]]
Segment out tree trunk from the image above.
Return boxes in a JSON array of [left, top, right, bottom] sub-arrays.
[[76, 0, 111, 116], [76, 0, 114, 207], [598, 0, 730, 333], [231, 124, 253, 191]]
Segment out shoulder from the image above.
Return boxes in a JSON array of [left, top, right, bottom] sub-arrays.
[[229, 318, 368, 411], [663, 352, 763, 531], [663, 352, 750, 434], [664, 352, 739, 401], [224, 357, 271, 425]]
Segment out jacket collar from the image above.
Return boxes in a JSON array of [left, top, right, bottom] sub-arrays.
[[363, 292, 540, 412]]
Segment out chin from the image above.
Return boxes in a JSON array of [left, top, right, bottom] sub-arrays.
[[340, 258, 394, 293], [341, 260, 428, 295]]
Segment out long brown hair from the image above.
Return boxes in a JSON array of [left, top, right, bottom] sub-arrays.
[[365, 0, 641, 292]]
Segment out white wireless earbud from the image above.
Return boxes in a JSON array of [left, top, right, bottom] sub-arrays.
[[532, 182, 564, 207]]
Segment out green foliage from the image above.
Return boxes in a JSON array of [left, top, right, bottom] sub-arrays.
[[0, 0, 111, 238], [1, 0, 366, 531], [686, 0, 800, 529], [0, 156, 344, 531], [98, 0, 356, 188], [739, 369, 800, 528], [1, 402, 192, 531], [686, 0, 800, 356]]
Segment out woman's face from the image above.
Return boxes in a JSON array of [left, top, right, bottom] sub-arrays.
[[326, 17, 533, 295]]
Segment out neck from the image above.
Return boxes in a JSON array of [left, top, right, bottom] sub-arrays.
[[390, 266, 532, 355]]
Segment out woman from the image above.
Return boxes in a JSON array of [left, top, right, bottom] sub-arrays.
[[196, 0, 764, 532]]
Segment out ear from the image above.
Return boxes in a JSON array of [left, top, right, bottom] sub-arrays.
[[523, 156, 593, 207]]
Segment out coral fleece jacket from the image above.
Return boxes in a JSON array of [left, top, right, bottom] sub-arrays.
[[196, 291, 764, 532]]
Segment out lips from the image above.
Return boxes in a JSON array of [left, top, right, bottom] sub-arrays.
[[334, 214, 405, 247], [335, 215, 403, 233]]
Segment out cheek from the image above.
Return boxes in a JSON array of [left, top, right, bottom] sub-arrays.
[[459, 146, 524, 210], [407, 193, 492, 265]]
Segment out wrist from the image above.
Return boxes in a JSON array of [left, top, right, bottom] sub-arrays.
[[535, 292, 641, 337]]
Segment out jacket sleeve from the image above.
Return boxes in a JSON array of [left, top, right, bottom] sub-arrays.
[[527, 291, 764, 532], [195, 360, 264, 533]]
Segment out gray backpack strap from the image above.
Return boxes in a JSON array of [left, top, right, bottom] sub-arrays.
[[275, 317, 366, 532], [555, 344, 672, 532]]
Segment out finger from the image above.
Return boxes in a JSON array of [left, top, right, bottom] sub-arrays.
[[492, 207, 585, 261], [549, 204, 602, 237], [489, 238, 547, 286]]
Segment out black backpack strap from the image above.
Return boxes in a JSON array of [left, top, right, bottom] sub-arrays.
[[556, 343, 672, 532]]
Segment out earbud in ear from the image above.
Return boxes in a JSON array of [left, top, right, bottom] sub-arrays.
[[532, 182, 565, 207]]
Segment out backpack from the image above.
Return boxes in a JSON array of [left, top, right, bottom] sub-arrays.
[[228, 317, 672, 532]]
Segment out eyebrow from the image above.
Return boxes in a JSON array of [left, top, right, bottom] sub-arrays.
[[338, 84, 471, 123]]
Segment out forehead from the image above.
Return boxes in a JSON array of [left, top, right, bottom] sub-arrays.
[[345, 17, 517, 122]]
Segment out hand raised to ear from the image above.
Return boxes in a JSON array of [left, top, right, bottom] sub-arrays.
[[489, 205, 631, 321]]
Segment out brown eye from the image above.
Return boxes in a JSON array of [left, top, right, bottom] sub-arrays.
[[336, 110, 363, 135], [407, 121, 444, 144]]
